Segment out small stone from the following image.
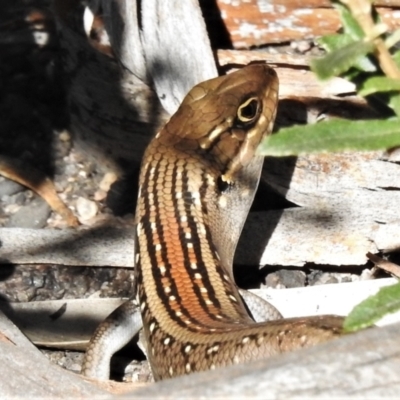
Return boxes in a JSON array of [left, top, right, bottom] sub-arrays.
[[324, 276, 339, 285], [16, 287, 36, 302], [58, 130, 71, 142], [267, 270, 306, 288], [94, 189, 107, 202], [76, 197, 98, 221], [32, 271, 45, 288], [0, 177, 24, 197], [265, 272, 281, 288], [65, 164, 78, 176], [388, 147, 400, 162], [360, 269, 374, 280], [99, 172, 118, 192], [7, 196, 51, 228], [312, 272, 339, 286]]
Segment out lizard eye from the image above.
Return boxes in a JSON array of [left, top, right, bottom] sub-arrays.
[[236, 97, 260, 126]]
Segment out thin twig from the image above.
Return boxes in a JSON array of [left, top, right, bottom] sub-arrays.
[[366, 252, 400, 279], [342, 0, 400, 78]]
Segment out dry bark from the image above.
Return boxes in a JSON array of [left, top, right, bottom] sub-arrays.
[[0, 310, 108, 398], [209, 0, 400, 48], [0, 226, 134, 267], [4, 278, 398, 351], [218, 49, 358, 98], [1, 298, 125, 350], [54, 0, 217, 174], [236, 151, 400, 267], [119, 321, 400, 398]]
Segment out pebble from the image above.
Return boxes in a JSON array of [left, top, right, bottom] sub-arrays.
[[124, 360, 153, 383], [99, 171, 118, 192], [266, 270, 306, 288], [264, 273, 284, 289], [65, 163, 79, 176], [0, 178, 25, 197], [15, 287, 36, 302], [6, 196, 51, 228], [75, 196, 98, 221], [42, 350, 84, 373], [58, 130, 71, 142], [94, 189, 107, 202], [308, 271, 339, 286]]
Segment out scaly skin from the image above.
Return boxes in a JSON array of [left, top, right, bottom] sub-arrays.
[[135, 64, 343, 381]]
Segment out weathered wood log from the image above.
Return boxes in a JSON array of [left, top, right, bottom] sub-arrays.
[[1, 147, 399, 270], [139, 0, 217, 114], [54, 0, 217, 175], [0, 0, 394, 269], [238, 151, 400, 267], [0, 310, 107, 398], [54, 0, 166, 175], [218, 50, 357, 98], [207, 0, 400, 48], [1, 298, 125, 350], [2, 297, 400, 397], [3, 278, 398, 350], [55, 0, 375, 173], [0, 227, 133, 267], [121, 321, 400, 398]]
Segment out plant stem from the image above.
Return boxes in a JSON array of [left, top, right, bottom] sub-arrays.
[[341, 0, 400, 78]]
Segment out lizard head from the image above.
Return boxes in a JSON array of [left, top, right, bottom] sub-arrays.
[[160, 63, 279, 184]]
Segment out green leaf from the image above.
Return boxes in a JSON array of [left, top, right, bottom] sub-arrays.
[[258, 118, 400, 156], [354, 55, 376, 73], [311, 40, 374, 80], [318, 33, 353, 52], [389, 93, 400, 117], [343, 282, 400, 332], [359, 76, 400, 96], [316, 33, 375, 75], [333, 1, 365, 40]]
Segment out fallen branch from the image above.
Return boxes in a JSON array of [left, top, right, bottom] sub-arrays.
[[367, 252, 400, 278]]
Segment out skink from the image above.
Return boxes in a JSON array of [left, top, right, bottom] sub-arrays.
[[83, 64, 343, 381]]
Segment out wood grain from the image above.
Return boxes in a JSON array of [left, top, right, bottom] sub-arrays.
[[122, 321, 400, 398], [206, 0, 400, 48]]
